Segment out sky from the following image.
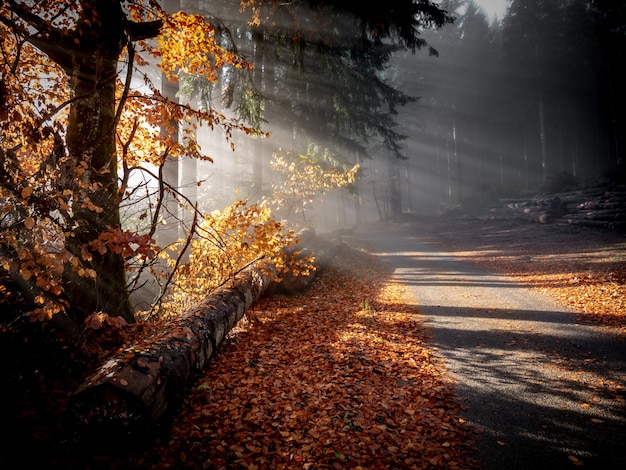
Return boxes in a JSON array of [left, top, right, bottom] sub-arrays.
[[473, 0, 508, 21]]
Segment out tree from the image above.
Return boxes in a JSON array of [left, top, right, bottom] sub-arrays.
[[269, 145, 359, 225], [176, 0, 453, 219], [500, 0, 622, 188], [0, 1, 255, 328], [387, 0, 624, 213]]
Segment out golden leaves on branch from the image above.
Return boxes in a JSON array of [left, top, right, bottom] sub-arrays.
[[156, 11, 252, 83], [0, 0, 263, 324], [270, 145, 359, 223], [161, 199, 305, 314]]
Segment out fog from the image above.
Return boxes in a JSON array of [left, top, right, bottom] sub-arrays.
[[166, 0, 624, 234]]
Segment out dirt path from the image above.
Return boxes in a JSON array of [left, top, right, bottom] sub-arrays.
[[354, 221, 626, 469]]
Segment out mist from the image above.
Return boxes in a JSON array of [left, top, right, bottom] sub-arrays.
[[167, 0, 624, 234]]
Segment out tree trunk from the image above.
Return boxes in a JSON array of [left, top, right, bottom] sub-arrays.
[[63, 3, 133, 323], [251, 29, 265, 200], [388, 156, 402, 217], [159, 72, 181, 248]]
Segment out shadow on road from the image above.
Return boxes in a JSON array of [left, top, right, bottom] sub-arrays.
[[355, 225, 626, 469]]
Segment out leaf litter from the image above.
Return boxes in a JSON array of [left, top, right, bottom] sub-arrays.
[[100, 242, 480, 469]]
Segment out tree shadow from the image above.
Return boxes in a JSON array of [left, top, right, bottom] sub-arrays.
[[352, 223, 626, 468], [367, 298, 626, 468]]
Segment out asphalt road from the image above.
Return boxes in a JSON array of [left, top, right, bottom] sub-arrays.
[[355, 225, 626, 469]]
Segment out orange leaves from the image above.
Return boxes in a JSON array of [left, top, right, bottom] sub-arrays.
[[21, 186, 33, 199], [84, 311, 128, 331], [88, 229, 157, 261], [120, 245, 478, 469], [157, 11, 252, 83], [80, 197, 103, 214]]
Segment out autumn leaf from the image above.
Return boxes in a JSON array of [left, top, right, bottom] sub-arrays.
[[21, 186, 33, 198], [84, 312, 106, 330]]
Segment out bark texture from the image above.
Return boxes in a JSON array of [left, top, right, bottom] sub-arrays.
[[66, 262, 273, 441], [66, 233, 340, 442]]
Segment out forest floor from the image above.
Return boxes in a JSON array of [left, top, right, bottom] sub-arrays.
[[1, 214, 624, 469]]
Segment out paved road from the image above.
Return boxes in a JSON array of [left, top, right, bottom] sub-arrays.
[[355, 226, 626, 469]]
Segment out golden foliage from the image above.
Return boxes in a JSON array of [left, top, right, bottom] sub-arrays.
[[0, 1, 262, 321], [270, 145, 359, 223], [159, 199, 310, 314], [156, 11, 253, 83]]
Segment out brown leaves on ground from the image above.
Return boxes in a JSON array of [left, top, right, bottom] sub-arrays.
[[97, 243, 479, 469]]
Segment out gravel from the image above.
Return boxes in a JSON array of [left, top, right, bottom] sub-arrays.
[[355, 223, 626, 469]]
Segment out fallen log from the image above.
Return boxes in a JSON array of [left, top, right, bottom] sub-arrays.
[[65, 262, 274, 443], [65, 233, 339, 444]]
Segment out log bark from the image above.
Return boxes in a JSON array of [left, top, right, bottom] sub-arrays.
[[66, 262, 274, 442], [65, 233, 339, 443]]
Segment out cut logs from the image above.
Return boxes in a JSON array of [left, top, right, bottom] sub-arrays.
[[482, 184, 626, 229]]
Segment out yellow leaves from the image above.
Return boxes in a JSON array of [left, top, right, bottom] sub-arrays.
[[269, 146, 359, 222], [157, 12, 252, 83], [160, 199, 304, 313]]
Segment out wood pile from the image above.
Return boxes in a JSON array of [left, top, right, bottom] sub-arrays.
[[481, 184, 626, 229]]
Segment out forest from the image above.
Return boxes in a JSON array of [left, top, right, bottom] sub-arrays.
[[1, 0, 624, 465]]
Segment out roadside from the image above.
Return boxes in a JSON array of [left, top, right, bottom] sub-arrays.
[[5, 240, 480, 469], [396, 215, 626, 338], [355, 217, 626, 469]]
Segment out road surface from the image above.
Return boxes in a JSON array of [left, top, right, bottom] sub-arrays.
[[355, 225, 626, 469]]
